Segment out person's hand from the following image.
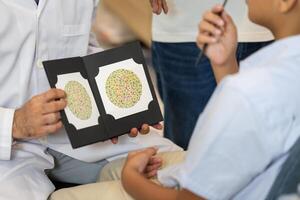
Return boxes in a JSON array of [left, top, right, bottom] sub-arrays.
[[149, 0, 168, 15], [197, 5, 238, 66], [122, 147, 163, 179], [110, 123, 163, 144], [13, 89, 67, 139]]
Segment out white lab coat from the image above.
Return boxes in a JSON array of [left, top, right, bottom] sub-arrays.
[[0, 1, 180, 199]]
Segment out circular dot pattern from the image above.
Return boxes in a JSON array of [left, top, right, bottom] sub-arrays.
[[64, 81, 92, 120], [106, 69, 142, 108]]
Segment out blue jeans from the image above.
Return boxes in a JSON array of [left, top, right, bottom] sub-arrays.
[[152, 41, 272, 149]]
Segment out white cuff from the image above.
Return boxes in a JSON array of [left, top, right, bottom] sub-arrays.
[[0, 108, 14, 160]]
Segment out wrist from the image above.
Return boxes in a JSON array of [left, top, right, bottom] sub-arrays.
[[122, 164, 150, 198], [212, 53, 237, 68], [122, 165, 137, 189], [211, 55, 239, 84], [122, 164, 138, 178], [12, 109, 23, 139]]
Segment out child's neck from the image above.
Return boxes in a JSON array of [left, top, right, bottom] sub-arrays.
[[272, 15, 300, 40], [274, 27, 300, 40]]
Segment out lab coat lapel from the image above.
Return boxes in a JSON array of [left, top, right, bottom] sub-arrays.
[[36, 0, 46, 17]]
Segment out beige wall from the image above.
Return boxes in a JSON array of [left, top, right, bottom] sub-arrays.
[[95, 0, 152, 47]]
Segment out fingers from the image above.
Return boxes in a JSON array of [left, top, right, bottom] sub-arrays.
[[40, 121, 63, 136], [209, 5, 235, 29], [162, 0, 168, 14], [222, 11, 235, 30], [139, 124, 150, 135], [211, 4, 224, 14], [151, 0, 167, 15], [146, 162, 162, 173], [202, 10, 225, 29], [43, 99, 67, 114], [128, 148, 158, 159], [152, 123, 163, 130], [197, 5, 226, 48], [145, 161, 162, 178], [157, 0, 163, 14], [129, 124, 150, 137], [42, 112, 61, 125], [42, 89, 66, 102], [199, 20, 222, 37], [197, 26, 218, 49], [143, 147, 158, 158], [149, 156, 162, 165], [200, 5, 225, 35], [129, 128, 139, 137], [111, 137, 118, 144], [125, 148, 161, 177], [151, 0, 158, 14], [197, 33, 218, 49], [146, 170, 159, 178]]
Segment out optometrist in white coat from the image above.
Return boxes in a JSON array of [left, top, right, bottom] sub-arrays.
[[0, 1, 180, 199]]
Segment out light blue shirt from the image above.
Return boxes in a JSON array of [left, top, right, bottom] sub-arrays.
[[158, 35, 300, 200]]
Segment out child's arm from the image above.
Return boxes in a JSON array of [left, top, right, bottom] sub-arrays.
[[121, 148, 204, 200], [197, 5, 239, 84]]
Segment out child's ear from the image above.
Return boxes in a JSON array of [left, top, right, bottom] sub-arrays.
[[278, 0, 297, 13]]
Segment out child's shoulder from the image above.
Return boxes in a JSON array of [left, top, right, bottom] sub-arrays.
[[222, 59, 300, 110], [222, 66, 276, 97]]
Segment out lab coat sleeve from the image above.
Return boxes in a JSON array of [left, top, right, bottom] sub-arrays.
[[87, 0, 104, 54], [0, 108, 14, 160]]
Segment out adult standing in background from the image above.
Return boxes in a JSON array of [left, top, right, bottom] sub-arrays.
[[150, 0, 274, 149]]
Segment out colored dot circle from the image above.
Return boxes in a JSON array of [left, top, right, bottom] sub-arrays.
[[106, 69, 142, 108], [64, 81, 92, 120]]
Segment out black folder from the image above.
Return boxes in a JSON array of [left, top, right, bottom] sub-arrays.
[[43, 41, 163, 148]]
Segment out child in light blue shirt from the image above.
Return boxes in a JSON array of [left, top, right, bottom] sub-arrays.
[[121, 0, 300, 200]]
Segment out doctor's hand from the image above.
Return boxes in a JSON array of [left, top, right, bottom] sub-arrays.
[[13, 89, 67, 140], [149, 0, 168, 15], [197, 5, 238, 67], [122, 147, 163, 179], [110, 123, 163, 144]]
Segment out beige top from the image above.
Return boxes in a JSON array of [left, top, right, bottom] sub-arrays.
[[152, 0, 274, 42]]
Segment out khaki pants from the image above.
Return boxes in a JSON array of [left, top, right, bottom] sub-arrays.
[[50, 151, 185, 200]]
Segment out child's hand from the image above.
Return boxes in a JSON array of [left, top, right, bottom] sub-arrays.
[[122, 148, 163, 178], [197, 4, 238, 66], [149, 0, 168, 15]]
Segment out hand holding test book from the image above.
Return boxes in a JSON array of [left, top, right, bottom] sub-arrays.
[[43, 41, 163, 148]]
